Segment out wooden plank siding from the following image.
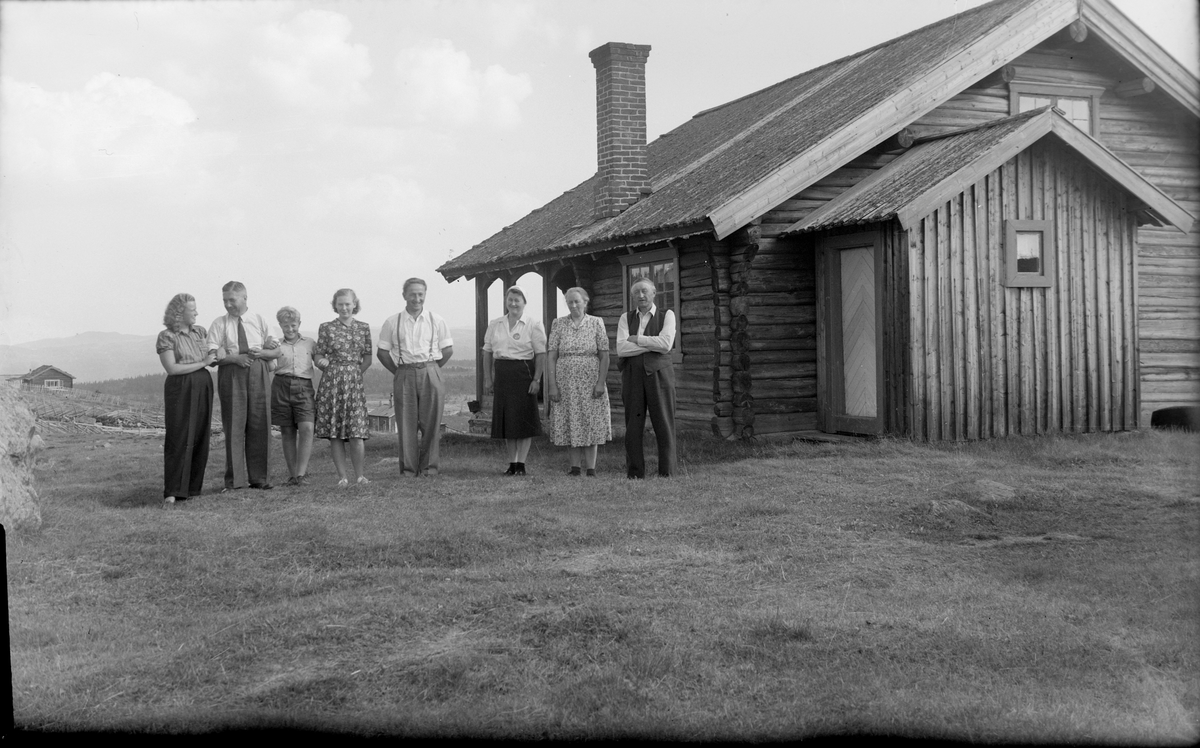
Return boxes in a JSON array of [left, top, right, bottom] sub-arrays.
[[562, 25, 1196, 443], [903, 140, 1139, 439], [908, 32, 1200, 426]]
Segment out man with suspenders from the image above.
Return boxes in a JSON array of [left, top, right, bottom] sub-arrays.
[[376, 278, 455, 476]]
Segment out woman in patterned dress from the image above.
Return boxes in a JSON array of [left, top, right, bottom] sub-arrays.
[[546, 287, 612, 476], [157, 293, 217, 504], [314, 289, 373, 487]]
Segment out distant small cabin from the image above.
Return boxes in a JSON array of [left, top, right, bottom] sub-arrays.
[[368, 406, 396, 434], [11, 365, 76, 390]]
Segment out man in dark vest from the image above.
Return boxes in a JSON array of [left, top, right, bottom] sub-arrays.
[[616, 277, 677, 478]]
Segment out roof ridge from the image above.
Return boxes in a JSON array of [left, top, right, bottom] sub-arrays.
[[687, 0, 1032, 123], [651, 48, 884, 194]]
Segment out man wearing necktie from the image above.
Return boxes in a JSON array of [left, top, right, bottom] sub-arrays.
[[208, 280, 280, 491], [616, 277, 677, 478]]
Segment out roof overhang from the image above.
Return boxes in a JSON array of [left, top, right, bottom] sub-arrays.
[[1081, 0, 1200, 118], [708, 0, 1200, 241], [784, 109, 1195, 236], [439, 220, 711, 283], [705, 0, 1080, 240]]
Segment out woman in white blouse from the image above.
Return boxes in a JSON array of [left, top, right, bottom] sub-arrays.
[[482, 286, 546, 475]]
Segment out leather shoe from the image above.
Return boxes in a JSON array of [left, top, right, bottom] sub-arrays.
[[250, 482, 273, 490]]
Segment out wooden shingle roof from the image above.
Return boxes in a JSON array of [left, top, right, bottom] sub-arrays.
[[438, 0, 1199, 282], [785, 108, 1195, 235], [24, 365, 76, 381]]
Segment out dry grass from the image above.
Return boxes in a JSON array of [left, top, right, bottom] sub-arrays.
[[7, 427, 1199, 740]]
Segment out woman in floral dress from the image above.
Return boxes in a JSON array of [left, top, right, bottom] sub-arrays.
[[546, 287, 612, 476], [314, 289, 373, 487]]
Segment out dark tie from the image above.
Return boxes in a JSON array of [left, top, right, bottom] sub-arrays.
[[237, 317, 250, 354]]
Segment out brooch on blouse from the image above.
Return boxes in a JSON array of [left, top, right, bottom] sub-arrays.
[[513, 333, 521, 340]]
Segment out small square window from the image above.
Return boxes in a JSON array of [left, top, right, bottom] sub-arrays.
[[1004, 220, 1054, 288], [1015, 231, 1042, 273]]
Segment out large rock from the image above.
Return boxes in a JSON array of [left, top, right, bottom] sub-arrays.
[[1, 386, 44, 531]]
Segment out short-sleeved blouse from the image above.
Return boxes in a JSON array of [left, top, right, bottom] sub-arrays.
[[483, 314, 547, 360], [157, 325, 209, 366], [316, 318, 373, 364]]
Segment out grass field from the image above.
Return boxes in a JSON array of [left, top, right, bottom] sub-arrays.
[[7, 426, 1199, 740]]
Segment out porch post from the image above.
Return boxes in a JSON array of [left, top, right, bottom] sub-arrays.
[[474, 274, 491, 406], [542, 268, 558, 333]]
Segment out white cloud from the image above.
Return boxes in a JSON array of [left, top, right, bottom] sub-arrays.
[[394, 39, 532, 128], [301, 174, 427, 230], [251, 9, 372, 109], [0, 73, 231, 182], [477, 1, 565, 49]]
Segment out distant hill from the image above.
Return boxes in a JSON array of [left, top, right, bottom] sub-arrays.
[[1, 332, 162, 383], [0, 328, 477, 385]]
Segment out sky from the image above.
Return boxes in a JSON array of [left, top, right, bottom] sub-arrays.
[[1, 0, 1197, 346]]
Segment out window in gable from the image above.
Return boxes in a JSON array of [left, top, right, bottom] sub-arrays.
[[1009, 82, 1102, 135]]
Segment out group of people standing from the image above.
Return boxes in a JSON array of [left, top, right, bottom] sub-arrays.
[[478, 278, 678, 480], [156, 276, 677, 503]]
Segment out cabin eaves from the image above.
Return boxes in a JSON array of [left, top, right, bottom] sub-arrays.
[[438, 0, 1199, 284], [785, 108, 1196, 235]]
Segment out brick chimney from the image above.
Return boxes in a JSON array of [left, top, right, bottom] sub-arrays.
[[589, 42, 651, 220]]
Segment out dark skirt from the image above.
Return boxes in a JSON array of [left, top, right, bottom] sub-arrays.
[[491, 359, 542, 439], [164, 369, 213, 498]]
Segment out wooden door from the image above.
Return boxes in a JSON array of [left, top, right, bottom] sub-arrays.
[[817, 232, 884, 435]]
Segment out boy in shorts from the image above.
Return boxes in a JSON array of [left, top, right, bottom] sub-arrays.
[[272, 306, 317, 485]]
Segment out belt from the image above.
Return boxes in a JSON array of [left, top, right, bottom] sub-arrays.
[[397, 361, 431, 369], [557, 351, 595, 357], [275, 373, 311, 379]]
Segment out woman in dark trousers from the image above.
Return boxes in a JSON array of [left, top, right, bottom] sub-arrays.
[[482, 286, 546, 475], [157, 293, 217, 505]]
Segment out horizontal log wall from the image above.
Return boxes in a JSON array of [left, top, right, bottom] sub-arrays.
[[908, 140, 1138, 440], [911, 32, 1200, 425], [581, 235, 728, 432], [740, 216, 819, 436], [582, 257, 626, 423]]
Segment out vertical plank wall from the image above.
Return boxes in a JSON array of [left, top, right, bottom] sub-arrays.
[[911, 31, 1200, 425], [906, 139, 1138, 440]]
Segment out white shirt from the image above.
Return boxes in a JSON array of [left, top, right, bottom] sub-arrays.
[[616, 304, 676, 357], [377, 308, 453, 365], [207, 311, 277, 354], [483, 313, 547, 360]]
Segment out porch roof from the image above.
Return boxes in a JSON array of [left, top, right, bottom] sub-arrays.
[[782, 108, 1196, 235]]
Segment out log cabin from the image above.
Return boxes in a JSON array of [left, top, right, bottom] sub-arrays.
[[9, 365, 76, 390], [436, 0, 1199, 441]]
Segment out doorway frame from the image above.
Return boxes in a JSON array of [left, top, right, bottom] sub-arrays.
[[816, 230, 885, 435]]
